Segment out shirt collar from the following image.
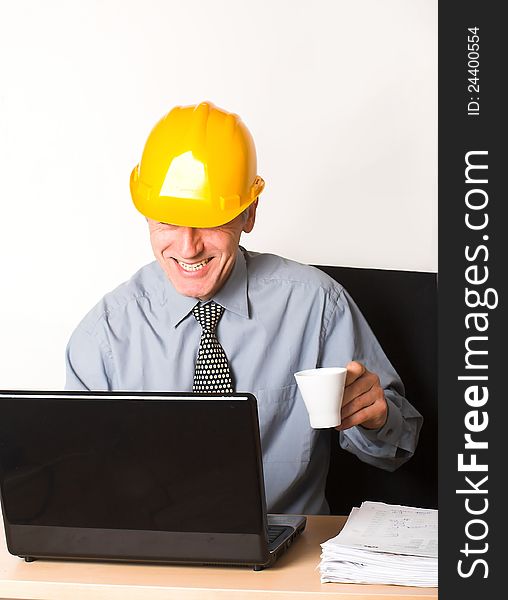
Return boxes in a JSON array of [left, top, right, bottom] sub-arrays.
[[213, 248, 249, 319], [161, 248, 249, 328]]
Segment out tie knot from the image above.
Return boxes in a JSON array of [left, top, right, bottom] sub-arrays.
[[192, 301, 224, 333]]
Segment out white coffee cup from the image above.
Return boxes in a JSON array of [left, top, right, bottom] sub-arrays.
[[294, 367, 347, 429]]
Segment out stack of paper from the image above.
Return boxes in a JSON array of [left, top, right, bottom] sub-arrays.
[[319, 501, 438, 587]]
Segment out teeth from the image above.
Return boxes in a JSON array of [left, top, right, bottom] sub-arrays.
[[177, 258, 211, 272]]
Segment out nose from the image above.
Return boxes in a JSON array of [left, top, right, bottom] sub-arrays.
[[176, 227, 204, 259]]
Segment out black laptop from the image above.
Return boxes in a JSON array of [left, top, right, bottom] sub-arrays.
[[0, 390, 306, 570]]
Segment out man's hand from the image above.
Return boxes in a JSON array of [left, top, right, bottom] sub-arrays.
[[335, 361, 388, 431]]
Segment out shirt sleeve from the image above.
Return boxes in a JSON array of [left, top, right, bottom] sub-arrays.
[[65, 321, 115, 391], [321, 286, 423, 471]]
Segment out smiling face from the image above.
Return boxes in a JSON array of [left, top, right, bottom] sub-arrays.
[[148, 202, 257, 300]]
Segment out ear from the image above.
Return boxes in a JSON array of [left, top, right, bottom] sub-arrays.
[[242, 199, 258, 233]]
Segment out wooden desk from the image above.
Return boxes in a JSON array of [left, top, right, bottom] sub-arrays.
[[0, 515, 437, 600]]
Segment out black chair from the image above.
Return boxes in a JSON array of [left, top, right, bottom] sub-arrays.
[[314, 265, 437, 513]]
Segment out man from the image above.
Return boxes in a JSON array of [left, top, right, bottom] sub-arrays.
[[65, 101, 422, 514]]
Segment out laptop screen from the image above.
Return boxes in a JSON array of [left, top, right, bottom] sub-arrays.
[[0, 393, 266, 535]]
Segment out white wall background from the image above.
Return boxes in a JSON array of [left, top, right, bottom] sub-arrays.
[[0, 0, 437, 389]]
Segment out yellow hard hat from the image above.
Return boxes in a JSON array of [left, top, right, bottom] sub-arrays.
[[130, 102, 265, 228]]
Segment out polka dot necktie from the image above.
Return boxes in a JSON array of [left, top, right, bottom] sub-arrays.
[[192, 301, 234, 394]]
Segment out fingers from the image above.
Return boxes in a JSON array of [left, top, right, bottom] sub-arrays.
[[342, 363, 378, 408], [337, 361, 388, 431], [337, 383, 387, 431], [345, 360, 365, 386]]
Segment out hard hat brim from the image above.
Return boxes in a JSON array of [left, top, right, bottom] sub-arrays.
[[130, 166, 263, 228]]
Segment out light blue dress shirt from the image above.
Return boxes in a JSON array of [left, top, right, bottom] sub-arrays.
[[65, 248, 423, 514]]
